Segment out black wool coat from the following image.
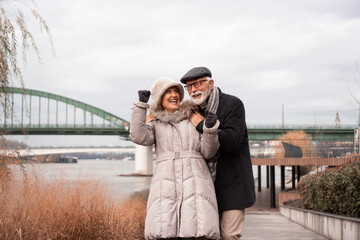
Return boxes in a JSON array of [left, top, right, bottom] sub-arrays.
[[196, 89, 256, 211]]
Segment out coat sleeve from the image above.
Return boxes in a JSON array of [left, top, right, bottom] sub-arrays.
[[130, 101, 155, 146], [200, 120, 220, 159], [217, 97, 247, 154]]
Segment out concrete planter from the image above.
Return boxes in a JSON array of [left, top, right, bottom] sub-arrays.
[[280, 204, 360, 240]]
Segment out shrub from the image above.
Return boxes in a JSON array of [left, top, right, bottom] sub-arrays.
[[274, 130, 317, 158], [274, 130, 317, 176], [297, 160, 360, 218]]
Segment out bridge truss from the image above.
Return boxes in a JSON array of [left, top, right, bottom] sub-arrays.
[[1, 87, 130, 139], [248, 125, 356, 142]]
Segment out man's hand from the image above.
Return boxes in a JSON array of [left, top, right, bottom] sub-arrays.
[[138, 90, 151, 103], [205, 110, 217, 128], [190, 111, 205, 126], [146, 113, 156, 123]]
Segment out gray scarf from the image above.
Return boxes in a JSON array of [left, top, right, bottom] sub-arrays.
[[203, 86, 220, 182], [206, 86, 220, 114]]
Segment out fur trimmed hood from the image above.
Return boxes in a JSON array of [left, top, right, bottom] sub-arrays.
[[150, 100, 197, 123], [150, 77, 184, 109]]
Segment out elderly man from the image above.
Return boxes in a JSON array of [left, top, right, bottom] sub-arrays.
[[180, 67, 256, 240]]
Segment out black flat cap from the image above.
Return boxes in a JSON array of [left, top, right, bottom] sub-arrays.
[[180, 67, 212, 84]]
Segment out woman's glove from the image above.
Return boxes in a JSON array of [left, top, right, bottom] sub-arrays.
[[138, 90, 151, 103], [205, 110, 217, 128]]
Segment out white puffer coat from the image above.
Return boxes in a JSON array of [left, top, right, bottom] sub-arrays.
[[130, 98, 220, 240]]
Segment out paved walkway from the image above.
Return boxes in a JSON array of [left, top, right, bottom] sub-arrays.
[[240, 184, 326, 239], [242, 211, 326, 239]]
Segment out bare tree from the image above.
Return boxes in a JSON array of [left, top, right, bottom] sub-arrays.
[[0, 0, 54, 175], [0, 0, 54, 116], [347, 64, 360, 125], [347, 64, 360, 153]]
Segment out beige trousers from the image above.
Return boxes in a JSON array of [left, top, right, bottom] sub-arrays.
[[220, 209, 245, 240]]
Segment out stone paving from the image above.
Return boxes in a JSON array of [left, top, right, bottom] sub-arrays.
[[241, 211, 326, 240], [240, 185, 327, 239]]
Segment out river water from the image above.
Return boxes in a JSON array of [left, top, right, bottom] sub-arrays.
[[15, 159, 152, 200], [14, 159, 289, 201]]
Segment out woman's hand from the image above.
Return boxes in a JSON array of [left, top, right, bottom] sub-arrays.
[[146, 113, 156, 123], [138, 90, 151, 103], [190, 110, 205, 127]]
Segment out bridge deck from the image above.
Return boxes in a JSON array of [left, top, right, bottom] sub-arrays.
[[2, 125, 356, 142]]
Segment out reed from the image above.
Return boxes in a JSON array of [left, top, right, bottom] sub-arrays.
[[0, 167, 147, 240]]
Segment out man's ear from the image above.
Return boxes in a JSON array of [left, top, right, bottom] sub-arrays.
[[209, 79, 214, 90]]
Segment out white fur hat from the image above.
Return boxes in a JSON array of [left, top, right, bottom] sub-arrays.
[[150, 77, 184, 108]]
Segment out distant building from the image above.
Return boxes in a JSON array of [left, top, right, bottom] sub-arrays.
[[335, 111, 341, 128], [56, 156, 78, 163]]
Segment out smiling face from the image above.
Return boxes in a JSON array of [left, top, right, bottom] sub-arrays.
[[186, 77, 214, 105], [161, 86, 181, 112]]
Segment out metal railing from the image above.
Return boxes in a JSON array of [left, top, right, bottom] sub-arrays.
[[248, 124, 357, 129], [1, 123, 127, 129]]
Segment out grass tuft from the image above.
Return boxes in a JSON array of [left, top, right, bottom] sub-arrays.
[[0, 168, 147, 240]]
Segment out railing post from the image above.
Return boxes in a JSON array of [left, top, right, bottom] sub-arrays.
[[292, 166, 296, 189], [281, 166, 285, 191], [270, 166, 276, 208], [258, 165, 261, 192], [297, 166, 301, 183], [266, 165, 269, 188]]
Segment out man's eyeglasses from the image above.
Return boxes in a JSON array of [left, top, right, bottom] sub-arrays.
[[184, 80, 207, 91]]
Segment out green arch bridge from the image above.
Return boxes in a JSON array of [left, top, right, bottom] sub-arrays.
[[2, 87, 130, 139], [1, 87, 357, 142]]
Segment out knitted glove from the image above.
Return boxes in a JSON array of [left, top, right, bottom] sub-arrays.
[[205, 110, 217, 128], [138, 90, 151, 103]]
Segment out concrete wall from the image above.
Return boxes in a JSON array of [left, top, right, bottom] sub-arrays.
[[280, 205, 360, 240]]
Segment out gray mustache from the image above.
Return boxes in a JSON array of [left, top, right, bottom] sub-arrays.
[[191, 91, 202, 97]]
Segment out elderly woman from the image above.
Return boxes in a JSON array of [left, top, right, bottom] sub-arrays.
[[130, 77, 220, 240]]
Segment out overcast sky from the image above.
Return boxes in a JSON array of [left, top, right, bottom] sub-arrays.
[[5, 0, 360, 146]]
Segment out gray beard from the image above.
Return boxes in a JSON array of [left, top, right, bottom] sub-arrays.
[[191, 85, 211, 105]]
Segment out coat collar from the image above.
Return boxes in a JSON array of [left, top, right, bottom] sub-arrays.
[[150, 100, 197, 123]]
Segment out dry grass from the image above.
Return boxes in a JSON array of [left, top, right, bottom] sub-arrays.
[[0, 168, 147, 240]]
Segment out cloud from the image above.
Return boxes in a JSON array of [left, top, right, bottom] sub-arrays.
[[10, 0, 360, 146]]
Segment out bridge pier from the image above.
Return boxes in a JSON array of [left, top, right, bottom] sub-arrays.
[[134, 145, 153, 175]]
